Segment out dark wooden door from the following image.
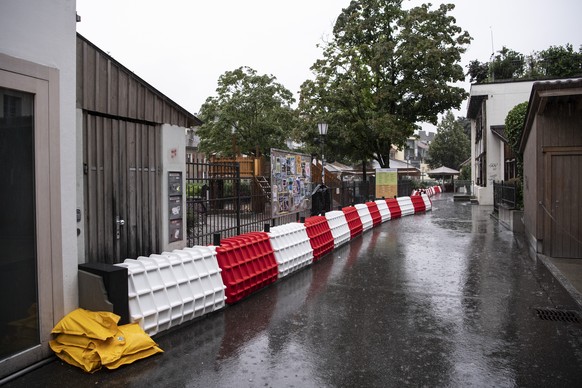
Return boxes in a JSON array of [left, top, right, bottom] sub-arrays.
[[550, 153, 582, 258], [83, 113, 161, 263]]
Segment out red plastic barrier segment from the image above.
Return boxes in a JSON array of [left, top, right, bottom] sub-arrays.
[[342, 206, 363, 239], [215, 232, 279, 304], [365, 202, 382, 227], [410, 195, 426, 213], [385, 198, 402, 219], [304, 216, 335, 261]]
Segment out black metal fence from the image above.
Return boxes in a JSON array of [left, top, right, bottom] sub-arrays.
[[493, 180, 517, 212], [323, 178, 413, 211], [186, 160, 308, 246], [186, 160, 422, 245]]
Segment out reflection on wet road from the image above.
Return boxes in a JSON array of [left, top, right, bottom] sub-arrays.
[[8, 194, 582, 387]]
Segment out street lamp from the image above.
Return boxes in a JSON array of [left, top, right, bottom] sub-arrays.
[[318, 123, 328, 185]]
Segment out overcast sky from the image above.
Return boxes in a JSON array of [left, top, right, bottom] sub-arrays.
[[76, 0, 582, 131]]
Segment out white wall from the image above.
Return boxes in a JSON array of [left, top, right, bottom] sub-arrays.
[[0, 0, 78, 313], [161, 124, 188, 251], [469, 81, 534, 205]]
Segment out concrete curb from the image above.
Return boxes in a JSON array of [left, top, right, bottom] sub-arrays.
[[537, 254, 582, 311]]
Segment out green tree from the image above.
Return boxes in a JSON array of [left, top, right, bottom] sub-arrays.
[[467, 59, 489, 83], [297, 0, 471, 168], [505, 101, 528, 209], [459, 164, 471, 180], [490, 46, 525, 81], [427, 111, 470, 169], [505, 101, 528, 177], [197, 66, 296, 157], [539, 44, 582, 78]]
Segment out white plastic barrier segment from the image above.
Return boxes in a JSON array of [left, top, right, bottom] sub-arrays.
[[116, 257, 172, 336], [325, 210, 351, 248], [182, 246, 226, 315], [375, 200, 391, 222], [421, 193, 432, 210], [396, 196, 415, 216], [354, 203, 373, 232], [116, 246, 226, 336], [268, 223, 313, 278]]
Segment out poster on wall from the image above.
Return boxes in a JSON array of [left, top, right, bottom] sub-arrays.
[[375, 168, 398, 199], [270, 149, 312, 216]]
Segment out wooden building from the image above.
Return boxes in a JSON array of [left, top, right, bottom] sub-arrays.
[[519, 78, 582, 259], [77, 34, 202, 264]]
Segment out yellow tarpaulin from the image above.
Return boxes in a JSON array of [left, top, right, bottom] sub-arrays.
[[49, 308, 163, 373]]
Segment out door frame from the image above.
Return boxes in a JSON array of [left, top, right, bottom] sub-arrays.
[[543, 146, 582, 258], [0, 54, 63, 377]]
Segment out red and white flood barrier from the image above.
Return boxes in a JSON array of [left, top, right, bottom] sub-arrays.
[[342, 206, 364, 239], [215, 232, 279, 304], [366, 202, 383, 227], [354, 203, 374, 232], [268, 223, 313, 279], [116, 246, 226, 335], [304, 215, 335, 261], [106, 187, 443, 337], [325, 210, 351, 248]]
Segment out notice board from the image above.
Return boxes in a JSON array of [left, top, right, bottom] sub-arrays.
[[375, 168, 398, 199], [270, 149, 312, 216]]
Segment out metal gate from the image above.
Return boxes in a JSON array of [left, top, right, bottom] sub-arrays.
[[83, 113, 161, 264]]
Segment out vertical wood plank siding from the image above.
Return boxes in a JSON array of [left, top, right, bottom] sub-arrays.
[[78, 34, 197, 263], [77, 36, 194, 126], [83, 115, 161, 263]]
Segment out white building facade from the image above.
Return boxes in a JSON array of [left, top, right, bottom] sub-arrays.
[[466, 80, 535, 205], [0, 0, 78, 379]]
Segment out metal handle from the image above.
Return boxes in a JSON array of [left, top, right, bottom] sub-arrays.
[[115, 216, 125, 240]]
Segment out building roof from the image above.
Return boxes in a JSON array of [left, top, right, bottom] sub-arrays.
[[416, 130, 435, 142], [77, 33, 202, 127], [466, 94, 488, 119], [490, 125, 508, 143], [519, 78, 582, 152], [427, 166, 460, 175]]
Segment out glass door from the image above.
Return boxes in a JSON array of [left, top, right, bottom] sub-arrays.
[[0, 87, 38, 359], [0, 64, 54, 379]]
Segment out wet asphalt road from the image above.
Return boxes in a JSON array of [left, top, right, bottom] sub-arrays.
[[6, 194, 582, 387]]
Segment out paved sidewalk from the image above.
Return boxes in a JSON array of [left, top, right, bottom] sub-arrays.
[[5, 194, 582, 387]]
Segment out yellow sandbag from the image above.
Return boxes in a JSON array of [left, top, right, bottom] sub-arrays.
[[51, 309, 119, 340], [114, 323, 159, 356], [50, 311, 162, 372], [103, 346, 163, 370], [53, 333, 98, 349], [54, 332, 124, 365], [49, 340, 102, 373]]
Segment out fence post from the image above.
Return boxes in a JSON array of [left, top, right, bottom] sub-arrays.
[[235, 163, 241, 236]]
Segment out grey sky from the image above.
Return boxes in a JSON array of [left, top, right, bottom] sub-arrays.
[[76, 0, 582, 128]]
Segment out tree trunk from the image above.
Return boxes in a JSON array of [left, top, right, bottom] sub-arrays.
[[362, 159, 367, 182]]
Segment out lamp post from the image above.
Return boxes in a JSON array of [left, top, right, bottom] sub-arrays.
[[318, 123, 328, 185]]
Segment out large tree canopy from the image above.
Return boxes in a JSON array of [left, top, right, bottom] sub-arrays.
[[297, 0, 471, 168], [427, 111, 470, 170], [197, 66, 296, 157]]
